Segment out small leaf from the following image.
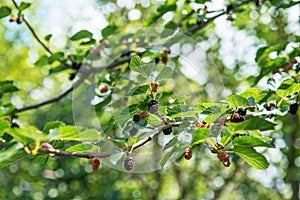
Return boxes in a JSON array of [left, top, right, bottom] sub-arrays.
[[157, 3, 177, 13], [0, 144, 26, 168], [66, 144, 92, 152], [44, 34, 52, 41], [204, 105, 228, 123], [156, 67, 173, 81], [160, 148, 177, 168], [234, 146, 269, 169], [112, 137, 128, 143], [277, 83, 300, 98], [241, 88, 268, 104], [110, 151, 125, 165], [48, 52, 64, 64], [192, 128, 208, 145], [226, 94, 249, 108], [80, 39, 96, 45], [0, 6, 11, 19], [0, 104, 16, 117], [49, 66, 69, 74], [50, 126, 80, 141], [126, 85, 149, 96], [70, 30, 93, 41], [34, 55, 49, 67], [0, 81, 19, 93], [79, 129, 102, 141], [101, 24, 118, 38], [228, 117, 276, 132], [137, 129, 159, 138], [233, 136, 273, 148], [129, 55, 142, 70], [43, 121, 65, 134], [6, 126, 48, 143], [163, 136, 178, 150], [0, 119, 10, 136], [19, 2, 31, 11]]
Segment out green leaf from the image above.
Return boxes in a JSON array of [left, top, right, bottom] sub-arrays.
[[204, 105, 228, 123], [226, 94, 249, 108], [227, 117, 276, 132], [43, 121, 65, 134], [0, 7, 11, 19], [0, 144, 26, 168], [70, 30, 93, 41], [277, 83, 300, 98], [192, 128, 208, 145], [19, 2, 31, 11], [80, 39, 96, 45], [137, 129, 159, 138], [34, 55, 49, 67], [157, 3, 177, 13], [79, 129, 102, 141], [0, 119, 10, 136], [48, 52, 64, 64], [170, 110, 198, 119], [164, 21, 177, 30], [101, 24, 118, 38], [234, 146, 269, 169], [0, 80, 19, 93], [156, 67, 173, 81], [127, 85, 149, 96], [110, 151, 125, 165], [129, 55, 142, 70], [255, 46, 268, 63], [49, 66, 69, 74], [6, 126, 48, 144], [0, 104, 16, 117], [44, 34, 52, 41], [160, 148, 176, 168], [66, 144, 92, 152], [52, 126, 80, 141], [241, 88, 268, 104], [233, 136, 273, 148], [163, 136, 178, 150]]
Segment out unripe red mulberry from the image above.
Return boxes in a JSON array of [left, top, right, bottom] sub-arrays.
[[151, 82, 159, 92], [100, 85, 108, 93], [265, 103, 276, 111], [92, 157, 101, 171], [139, 111, 149, 119], [91, 47, 101, 56], [184, 148, 192, 160], [162, 55, 168, 64], [230, 113, 245, 122], [217, 152, 230, 167], [41, 143, 54, 150]]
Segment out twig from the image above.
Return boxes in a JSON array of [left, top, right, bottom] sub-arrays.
[[12, 0, 52, 55], [15, 72, 88, 113], [38, 147, 112, 159], [38, 122, 182, 159]]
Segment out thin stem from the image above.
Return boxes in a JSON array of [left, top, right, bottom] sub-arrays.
[[12, 0, 52, 55], [16, 72, 88, 113], [38, 122, 182, 159]]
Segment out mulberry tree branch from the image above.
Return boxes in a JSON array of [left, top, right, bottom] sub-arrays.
[[38, 122, 182, 159]]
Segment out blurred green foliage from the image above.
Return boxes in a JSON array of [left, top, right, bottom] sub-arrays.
[[0, 0, 299, 199]]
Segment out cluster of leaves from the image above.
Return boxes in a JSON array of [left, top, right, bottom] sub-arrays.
[[0, 0, 299, 175]]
